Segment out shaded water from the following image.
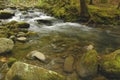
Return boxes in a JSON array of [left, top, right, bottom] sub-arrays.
[[0, 8, 120, 79]]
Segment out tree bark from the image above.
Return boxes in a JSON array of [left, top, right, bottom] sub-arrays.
[[80, 0, 90, 20], [117, 2, 120, 9], [89, 0, 93, 5]]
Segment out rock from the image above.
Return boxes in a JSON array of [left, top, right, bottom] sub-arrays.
[[26, 31, 38, 37], [17, 37, 27, 42], [86, 44, 94, 51], [16, 22, 30, 28], [93, 75, 108, 80], [64, 55, 74, 73], [99, 49, 120, 78], [36, 19, 53, 26], [67, 72, 79, 80], [0, 10, 14, 19], [76, 50, 98, 78], [0, 57, 7, 62], [5, 62, 66, 80], [0, 38, 14, 54], [17, 32, 26, 37], [27, 50, 46, 62]]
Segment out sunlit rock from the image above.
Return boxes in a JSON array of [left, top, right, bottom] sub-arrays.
[[76, 50, 98, 78], [5, 62, 66, 80], [17, 37, 27, 42], [27, 50, 46, 62], [0, 38, 14, 54]]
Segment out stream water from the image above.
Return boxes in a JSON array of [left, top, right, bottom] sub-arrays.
[[0, 8, 120, 79], [4, 8, 119, 53]]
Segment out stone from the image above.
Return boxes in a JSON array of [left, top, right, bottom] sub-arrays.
[[64, 55, 74, 73], [86, 44, 94, 51], [99, 49, 120, 78], [0, 10, 14, 19], [16, 22, 30, 28], [17, 32, 26, 37], [76, 50, 98, 78], [17, 37, 27, 42], [0, 57, 7, 62], [5, 62, 66, 80], [36, 19, 53, 26], [27, 50, 46, 62], [67, 72, 79, 80], [0, 38, 14, 54]]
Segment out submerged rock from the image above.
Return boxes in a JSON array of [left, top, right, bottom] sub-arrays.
[[27, 50, 46, 62], [76, 50, 98, 78], [0, 10, 14, 19], [5, 62, 66, 80], [17, 32, 26, 37], [0, 38, 14, 54], [100, 49, 120, 78], [64, 55, 74, 73]]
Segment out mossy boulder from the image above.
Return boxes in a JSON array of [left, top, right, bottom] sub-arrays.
[[16, 22, 30, 28], [0, 38, 14, 54], [76, 50, 98, 78], [5, 61, 66, 80], [64, 55, 74, 73], [0, 10, 14, 19], [100, 49, 120, 78]]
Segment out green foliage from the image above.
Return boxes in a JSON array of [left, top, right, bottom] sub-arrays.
[[9, 0, 120, 25], [88, 5, 120, 25]]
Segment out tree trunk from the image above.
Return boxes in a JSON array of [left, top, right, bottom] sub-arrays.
[[117, 2, 120, 9], [89, 0, 93, 5], [80, 0, 90, 20]]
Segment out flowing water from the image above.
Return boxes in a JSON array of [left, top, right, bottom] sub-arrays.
[[0, 8, 120, 79], [4, 8, 119, 54]]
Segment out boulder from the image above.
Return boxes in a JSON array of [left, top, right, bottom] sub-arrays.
[[64, 56, 74, 73], [16, 22, 30, 28], [5, 62, 66, 80], [76, 50, 98, 78], [0, 38, 14, 54], [36, 19, 53, 26], [27, 50, 46, 62], [0, 10, 14, 19], [99, 49, 120, 78]]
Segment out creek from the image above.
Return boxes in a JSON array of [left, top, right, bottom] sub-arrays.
[[0, 8, 120, 80]]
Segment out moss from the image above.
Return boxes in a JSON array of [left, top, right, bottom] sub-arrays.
[[7, 57, 17, 67], [88, 5, 120, 25], [0, 10, 14, 19], [15, 22, 30, 28], [100, 49, 120, 78]]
